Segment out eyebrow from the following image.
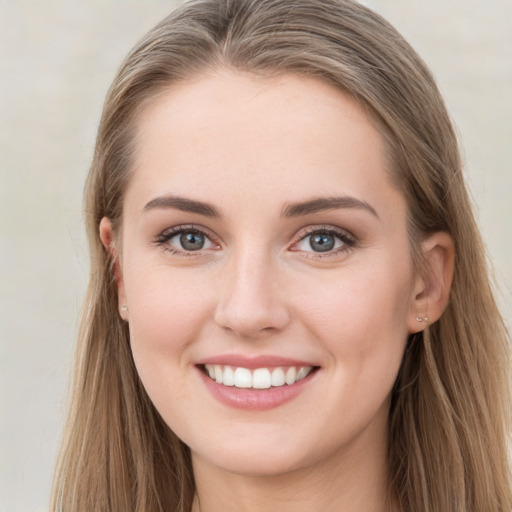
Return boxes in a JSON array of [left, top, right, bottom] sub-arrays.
[[143, 195, 221, 217], [282, 196, 379, 219], [143, 194, 378, 219]]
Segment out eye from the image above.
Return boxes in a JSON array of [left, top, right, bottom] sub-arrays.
[[174, 230, 208, 251], [306, 232, 337, 252], [291, 226, 356, 256], [156, 226, 218, 254]]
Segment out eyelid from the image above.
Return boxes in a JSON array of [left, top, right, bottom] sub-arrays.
[[154, 223, 356, 258], [290, 224, 357, 257], [155, 224, 221, 255]]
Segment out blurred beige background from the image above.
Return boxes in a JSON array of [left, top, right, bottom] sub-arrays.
[[0, 1, 510, 511]]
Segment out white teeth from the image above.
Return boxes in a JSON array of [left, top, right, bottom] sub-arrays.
[[203, 364, 314, 389], [271, 367, 285, 387], [285, 367, 296, 385], [234, 367, 252, 388], [296, 367, 310, 381], [252, 368, 272, 389], [223, 365, 235, 386]]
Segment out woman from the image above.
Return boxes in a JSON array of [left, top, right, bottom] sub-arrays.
[[51, 0, 511, 510]]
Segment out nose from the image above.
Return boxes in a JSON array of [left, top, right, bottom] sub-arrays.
[[214, 249, 291, 339]]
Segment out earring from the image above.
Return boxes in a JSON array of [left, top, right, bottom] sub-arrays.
[[416, 316, 428, 322], [120, 305, 128, 312]]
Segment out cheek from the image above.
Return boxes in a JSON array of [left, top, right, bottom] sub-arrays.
[[127, 261, 211, 330], [295, 261, 412, 391], [299, 262, 412, 339], [294, 269, 410, 440], [123, 262, 213, 378]]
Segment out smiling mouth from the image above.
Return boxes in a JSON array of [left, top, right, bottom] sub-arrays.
[[201, 364, 318, 389]]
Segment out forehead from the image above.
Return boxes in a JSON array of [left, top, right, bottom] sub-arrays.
[[126, 70, 404, 221]]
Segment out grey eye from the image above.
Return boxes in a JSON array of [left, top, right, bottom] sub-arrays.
[[309, 233, 335, 252], [293, 228, 352, 255], [179, 231, 206, 251], [160, 226, 217, 254]]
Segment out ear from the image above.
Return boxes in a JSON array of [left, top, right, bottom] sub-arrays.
[[408, 232, 455, 333], [99, 217, 128, 320]]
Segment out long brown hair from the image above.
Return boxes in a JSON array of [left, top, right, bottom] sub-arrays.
[[52, 1, 511, 510]]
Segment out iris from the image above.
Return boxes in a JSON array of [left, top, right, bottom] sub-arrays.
[[180, 231, 205, 251], [309, 233, 335, 252]]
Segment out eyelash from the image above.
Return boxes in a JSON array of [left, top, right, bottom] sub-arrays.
[[154, 224, 357, 258], [155, 224, 219, 257], [291, 225, 356, 259]]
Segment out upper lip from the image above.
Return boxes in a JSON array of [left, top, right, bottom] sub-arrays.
[[197, 354, 318, 369]]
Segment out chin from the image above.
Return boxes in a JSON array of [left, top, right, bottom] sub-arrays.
[[206, 451, 304, 477], [191, 431, 325, 478]]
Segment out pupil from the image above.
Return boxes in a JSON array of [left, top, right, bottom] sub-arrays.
[[180, 232, 205, 251], [310, 233, 334, 252]]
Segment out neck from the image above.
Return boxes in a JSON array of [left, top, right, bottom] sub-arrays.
[[191, 426, 398, 512]]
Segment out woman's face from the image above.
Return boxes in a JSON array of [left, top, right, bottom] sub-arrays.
[[108, 70, 424, 476]]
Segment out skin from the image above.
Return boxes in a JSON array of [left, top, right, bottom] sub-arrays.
[[100, 70, 454, 512]]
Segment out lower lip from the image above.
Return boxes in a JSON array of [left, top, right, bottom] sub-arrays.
[[197, 367, 318, 411]]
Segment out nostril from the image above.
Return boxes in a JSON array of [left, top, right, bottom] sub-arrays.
[[214, 299, 292, 338]]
